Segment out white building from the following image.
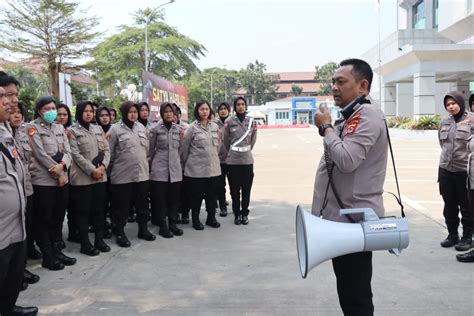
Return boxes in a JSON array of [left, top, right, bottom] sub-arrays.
[[362, 0, 474, 118]]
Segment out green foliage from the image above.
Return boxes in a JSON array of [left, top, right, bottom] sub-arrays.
[[89, 8, 206, 89], [184, 68, 239, 108], [237, 60, 279, 105], [314, 62, 338, 95], [387, 116, 412, 128], [290, 84, 303, 96], [68, 82, 89, 104], [410, 115, 441, 130], [0, 0, 100, 97]]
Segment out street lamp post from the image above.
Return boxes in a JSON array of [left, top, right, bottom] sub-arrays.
[[210, 65, 226, 108], [144, 0, 175, 72]]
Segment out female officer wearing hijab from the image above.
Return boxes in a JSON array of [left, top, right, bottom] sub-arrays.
[[107, 101, 155, 247], [181, 100, 221, 230], [223, 97, 257, 225], [27, 96, 76, 270], [438, 91, 474, 251], [68, 101, 111, 256], [149, 103, 184, 238]]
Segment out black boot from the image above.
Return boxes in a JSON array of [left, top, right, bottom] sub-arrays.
[[158, 220, 173, 238], [138, 222, 156, 241], [241, 215, 249, 225], [80, 242, 100, 256], [94, 231, 111, 252], [440, 234, 459, 247], [205, 213, 221, 228], [181, 212, 190, 224], [192, 211, 204, 230], [455, 232, 472, 251], [456, 249, 474, 262], [52, 242, 77, 266], [116, 230, 131, 248], [27, 245, 42, 260], [41, 247, 64, 271], [11, 305, 38, 315], [234, 215, 242, 225], [67, 229, 80, 244], [169, 218, 183, 236], [23, 269, 40, 284]]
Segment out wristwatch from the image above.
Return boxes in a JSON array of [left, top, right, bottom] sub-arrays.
[[318, 123, 334, 136]]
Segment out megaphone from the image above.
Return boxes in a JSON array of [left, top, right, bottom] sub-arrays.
[[295, 205, 409, 278]]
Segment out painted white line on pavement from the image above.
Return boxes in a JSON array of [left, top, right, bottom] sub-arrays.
[[401, 195, 427, 211]]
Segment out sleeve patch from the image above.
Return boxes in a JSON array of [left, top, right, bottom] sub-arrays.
[[343, 112, 362, 136], [27, 127, 37, 137]]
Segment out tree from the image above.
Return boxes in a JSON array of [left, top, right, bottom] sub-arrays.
[[290, 83, 303, 96], [237, 60, 279, 105], [314, 61, 338, 95], [0, 0, 100, 98], [185, 67, 239, 108], [89, 7, 206, 89]]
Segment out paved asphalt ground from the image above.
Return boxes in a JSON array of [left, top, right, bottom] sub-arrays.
[[18, 127, 473, 315]]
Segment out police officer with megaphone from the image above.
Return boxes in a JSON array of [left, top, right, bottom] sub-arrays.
[[311, 58, 388, 316]]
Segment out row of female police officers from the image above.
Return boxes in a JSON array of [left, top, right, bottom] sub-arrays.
[[23, 96, 257, 270]]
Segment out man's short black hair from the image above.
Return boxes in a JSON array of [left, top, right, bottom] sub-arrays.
[[339, 58, 373, 92], [0, 71, 20, 88]]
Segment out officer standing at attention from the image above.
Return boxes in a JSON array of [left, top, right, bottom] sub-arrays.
[[311, 59, 387, 316], [438, 91, 474, 250], [215, 102, 231, 217], [181, 100, 221, 230], [149, 103, 184, 238], [223, 97, 257, 225], [0, 86, 38, 316], [68, 101, 111, 256], [27, 96, 76, 271], [107, 101, 155, 247]]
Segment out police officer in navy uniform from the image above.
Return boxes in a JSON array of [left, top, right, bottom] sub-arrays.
[[0, 86, 38, 316], [27, 96, 76, 271], [181, 100, 221, 230], [312, 59, 387, 316], [107, 101, 156, 247], [149, 103, 184, 238], [223, 97, 257, 225], [68, 101, 111, 256]]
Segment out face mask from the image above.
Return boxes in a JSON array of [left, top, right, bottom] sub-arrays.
[[43, 110, 57, 124]]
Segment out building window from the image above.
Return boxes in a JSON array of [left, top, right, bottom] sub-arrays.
[[433, 0, 439, 28], [413, 0, 426, 29], [276, 111, 289, 120]]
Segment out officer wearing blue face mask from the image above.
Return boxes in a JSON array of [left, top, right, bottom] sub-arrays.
[[26, 96, 76, 271]]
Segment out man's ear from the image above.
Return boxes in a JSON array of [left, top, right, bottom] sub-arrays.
[[359, 79, 370, 95]]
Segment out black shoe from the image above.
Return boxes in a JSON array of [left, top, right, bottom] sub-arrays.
[[20, 281, 28, 291], [138, 226, 156, 241], [234, 216, 241, 225], [116, 234, 131, 247], [169, 224, 183, 236], [181, 214, 190, 224], [205, 219, 221, 228], [27, 246, 42, 260], [56, 240, 66, 249], [440, 234, 459, 247], [54, 251, 77, 266], [193, 221, 204, 230], [241, 216, 249, 225], [80, 243, 100, 256], [11, 305, 38, 316], [127, 214, 136, 223], [158, 227, 173, 238], [456, 249, 474, 262], [454, 233, 472, 251], [23, 269, 40, 284], [94, 239, 111, 253], [219, 208, 228, 217], [42, 257, 64, 271]]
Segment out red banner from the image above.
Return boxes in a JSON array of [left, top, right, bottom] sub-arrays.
[[142, 71, 189, 121]]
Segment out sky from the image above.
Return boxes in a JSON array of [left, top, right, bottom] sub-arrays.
[[74, 0, 398, 72]]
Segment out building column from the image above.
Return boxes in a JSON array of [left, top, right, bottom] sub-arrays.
[[396, 83, 414, 117], [381, 84, 396, 117], [413, 72, 436, 118]]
